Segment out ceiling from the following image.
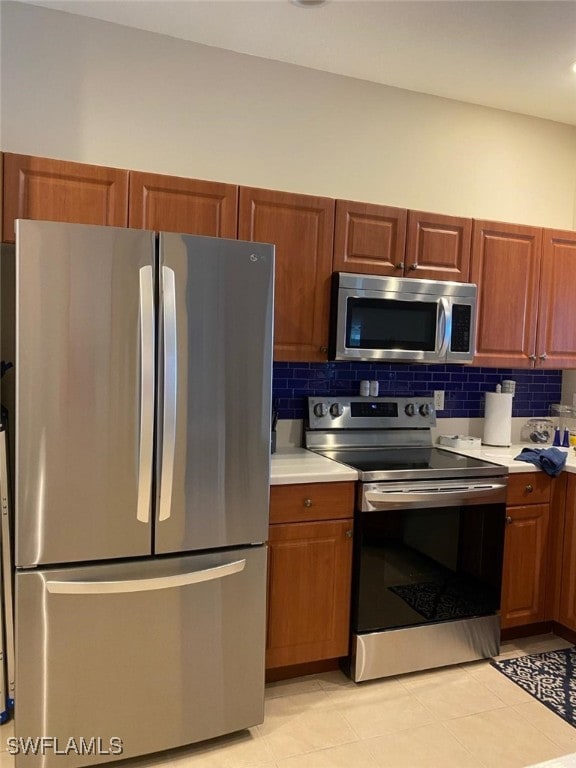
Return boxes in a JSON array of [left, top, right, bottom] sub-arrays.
[[15, 0, 576, 126]]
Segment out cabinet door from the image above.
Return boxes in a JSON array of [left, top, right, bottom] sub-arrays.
[[2, 153, 128, 243], [266, 520, 353, 668], [536, 229, 576, 369], [500, 503, 550, 628], [558, 476, 576, 629], [128, 171, 238, 238], [239, 187, 334, 361], [470, 220, 542, 367], [333, 199, 407, 276], [406, 211, 472, 281]]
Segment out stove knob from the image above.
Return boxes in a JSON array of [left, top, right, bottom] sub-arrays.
[[404, 403, 416, 417], [419, 403, 431, 417], [330, 403, 344, 418], [313, 402, 329, 417]]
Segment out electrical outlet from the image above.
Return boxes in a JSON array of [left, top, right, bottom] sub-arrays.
[[434, 390, 445, 410]]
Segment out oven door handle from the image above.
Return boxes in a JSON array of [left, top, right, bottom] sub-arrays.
[[364, 484, 507, 506]]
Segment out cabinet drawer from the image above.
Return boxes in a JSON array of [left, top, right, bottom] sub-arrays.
[[507, 473, 551, 505], [270, 482, 355, 524]]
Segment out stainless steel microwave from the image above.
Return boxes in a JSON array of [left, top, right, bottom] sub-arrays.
[[329, 272, 477, 364]]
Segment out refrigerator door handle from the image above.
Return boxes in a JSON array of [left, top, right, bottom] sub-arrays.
[[159, 266, 177, 522], [46, 558, 247, 595], [137, 265, 155, 524]]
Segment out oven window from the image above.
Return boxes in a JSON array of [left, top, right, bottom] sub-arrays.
[[353, 503, 505, 633], [346, 298, 438, 350]]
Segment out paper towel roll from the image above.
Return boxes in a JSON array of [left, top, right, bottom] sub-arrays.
[[483, 392, 513, 447]]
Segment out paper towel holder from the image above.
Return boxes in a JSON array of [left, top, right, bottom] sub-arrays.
[[483, 391, 513, 447]]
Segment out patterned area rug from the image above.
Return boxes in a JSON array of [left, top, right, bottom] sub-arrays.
[[389, 581, 493, 621], [491, 648, 576, 727]]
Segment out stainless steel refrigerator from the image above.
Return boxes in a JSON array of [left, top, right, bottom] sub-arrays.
[[1, 219, 274, 768]]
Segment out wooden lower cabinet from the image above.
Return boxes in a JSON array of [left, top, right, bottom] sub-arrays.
[[500, 498, 550, 630], [558, 475, 576, 629], [266, 518, 353, 669]]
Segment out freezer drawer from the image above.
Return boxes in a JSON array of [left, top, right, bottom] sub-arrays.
[[15, 547, 266, 768]]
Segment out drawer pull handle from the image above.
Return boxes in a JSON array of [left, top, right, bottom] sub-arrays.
[[345, 529, 353, 538], [525, 484, 534, 493], [506, 516, 513, 525], [303, 498, 313, 508], [395, 262, 404, 270]]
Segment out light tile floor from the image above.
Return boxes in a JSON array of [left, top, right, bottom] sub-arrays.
[[1, 634, 575, 768]]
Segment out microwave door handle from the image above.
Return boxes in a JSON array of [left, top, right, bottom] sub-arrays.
[[438, 297, 451, 357], [137, 266, 155, 524], [159, 266, 177, 523]]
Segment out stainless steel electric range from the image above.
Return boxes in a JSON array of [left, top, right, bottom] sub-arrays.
[[305, 396, 509, 682]]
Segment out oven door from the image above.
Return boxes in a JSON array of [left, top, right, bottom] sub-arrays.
[[353, 479, 507, 635]]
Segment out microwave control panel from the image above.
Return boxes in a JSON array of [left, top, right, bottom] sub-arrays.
[[450, 304, 472, 352]]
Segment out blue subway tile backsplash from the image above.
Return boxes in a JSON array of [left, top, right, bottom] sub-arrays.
[[272, 362, 562, 420]]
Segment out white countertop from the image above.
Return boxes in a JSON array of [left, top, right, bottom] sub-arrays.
[[439, 443, 576, 474], [270, 447, 358, 485], [270, 443, 576, 484]]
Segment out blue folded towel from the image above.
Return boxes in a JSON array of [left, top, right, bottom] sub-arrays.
[[514, 446, 567, 476]]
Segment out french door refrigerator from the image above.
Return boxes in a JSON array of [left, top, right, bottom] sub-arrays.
[[1, 219, 274, 768]]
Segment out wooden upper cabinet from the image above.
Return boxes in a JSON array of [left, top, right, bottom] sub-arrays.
[[470, 220, 542, 368], [238, 187, 335, 362], [536, 228, 576, 369], [2, 153, 128, 243], [333, 200, 407, 276], [333, 202, 472, 281], [406, 211, 472, 281], [128, 171, 238, 238]]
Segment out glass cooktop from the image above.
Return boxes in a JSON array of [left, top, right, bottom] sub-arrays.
[[311, 446, 507, 482]]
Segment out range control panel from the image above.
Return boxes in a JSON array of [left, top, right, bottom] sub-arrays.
[[307, 397, 436, 431]]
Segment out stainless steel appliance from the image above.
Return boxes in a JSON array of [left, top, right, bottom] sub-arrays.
[[1, 220, 274, 767], [306, 396, 508, 682], [0, 422, 15, 720], [329, 272, 477, 363]]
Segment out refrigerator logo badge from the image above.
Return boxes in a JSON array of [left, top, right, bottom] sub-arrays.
[[6, 736, 124, 756]]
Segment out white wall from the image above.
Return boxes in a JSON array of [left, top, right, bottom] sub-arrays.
[[1, 0, 576, 230]]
